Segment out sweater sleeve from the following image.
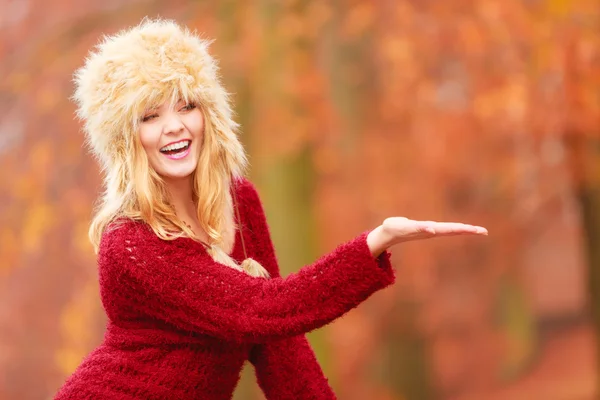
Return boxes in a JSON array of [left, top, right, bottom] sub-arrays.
[[99, 215, 395, 346]]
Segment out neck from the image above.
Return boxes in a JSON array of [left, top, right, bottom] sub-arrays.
[[165, 176, 197, 221]]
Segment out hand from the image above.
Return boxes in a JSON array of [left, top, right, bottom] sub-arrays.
[[367, 217, 488, 257]]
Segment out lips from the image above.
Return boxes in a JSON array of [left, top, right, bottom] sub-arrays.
[[160, 139, 191, 154], [160, 139, 192, 160]]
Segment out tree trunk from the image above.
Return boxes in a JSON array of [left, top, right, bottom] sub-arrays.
[[565, 135, 600, 386]]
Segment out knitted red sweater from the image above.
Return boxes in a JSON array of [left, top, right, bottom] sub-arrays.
[[54, 178, 395, 399]]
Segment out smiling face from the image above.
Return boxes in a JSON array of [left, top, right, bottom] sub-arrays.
[[138, 100, 204, 182]]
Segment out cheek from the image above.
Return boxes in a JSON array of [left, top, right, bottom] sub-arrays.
[[138, 126, 159, 155], [189, 110, 205, 140], [137, 126, 164, 172]]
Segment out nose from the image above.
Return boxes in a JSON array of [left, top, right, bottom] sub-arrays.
[[162, 110, 185, 135]]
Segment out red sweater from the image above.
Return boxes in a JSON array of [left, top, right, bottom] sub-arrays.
[[54, 178, 395, 399]]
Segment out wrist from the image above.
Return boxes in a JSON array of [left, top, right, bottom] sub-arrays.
[[366, 225, 393, 257]]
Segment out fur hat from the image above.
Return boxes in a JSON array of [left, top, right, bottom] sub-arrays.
[[72, 17, 246, 177]]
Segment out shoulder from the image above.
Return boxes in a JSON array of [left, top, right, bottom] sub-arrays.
[[233, 176, 263, 206], [233, 176, 259, 196], [232, 177, 270, 229]]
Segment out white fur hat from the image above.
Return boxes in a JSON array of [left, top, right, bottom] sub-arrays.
[[72, 18, 246, 176]]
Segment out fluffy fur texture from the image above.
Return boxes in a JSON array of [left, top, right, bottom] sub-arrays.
[[73, 17, 244, 176], [54, 179, 396, 399], [73, 18, 267, 277]]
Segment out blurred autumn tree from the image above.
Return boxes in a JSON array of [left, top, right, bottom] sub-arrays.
[[0, 0, 598, 400], [564, 28, 600, 392]]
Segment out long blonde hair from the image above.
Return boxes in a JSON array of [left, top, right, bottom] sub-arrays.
[[73, 18, 269, 278]]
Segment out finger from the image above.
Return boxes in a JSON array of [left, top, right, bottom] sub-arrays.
[[415, 221, 437, 235], [430, 222, 488, 235], [415, 222, 475, 236]]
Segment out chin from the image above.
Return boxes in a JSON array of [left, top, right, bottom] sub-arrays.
[[159, 165, 197, 181], [164, 171, 196, 180]]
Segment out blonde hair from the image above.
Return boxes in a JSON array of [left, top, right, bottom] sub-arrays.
[[73, 17, 269, 278]]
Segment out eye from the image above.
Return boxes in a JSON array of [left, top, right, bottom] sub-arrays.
[[141, 113, 158, 123], [180, 103, 197, 112]]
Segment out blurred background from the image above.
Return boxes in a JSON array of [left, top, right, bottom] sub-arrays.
[[0, 0, 599, 399]]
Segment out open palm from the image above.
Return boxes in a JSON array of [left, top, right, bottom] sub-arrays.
[[382, 217, 488, 245]]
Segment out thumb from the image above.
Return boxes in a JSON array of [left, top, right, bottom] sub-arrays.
[[417, 222, 435, 235]]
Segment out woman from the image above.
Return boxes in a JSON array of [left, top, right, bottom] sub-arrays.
[[55, 18, 487, 399]]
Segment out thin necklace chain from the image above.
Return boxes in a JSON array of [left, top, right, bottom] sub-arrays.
[[180, 186, 248, 259]]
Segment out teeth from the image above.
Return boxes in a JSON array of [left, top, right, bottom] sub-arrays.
[[161, 140, 190, 152]]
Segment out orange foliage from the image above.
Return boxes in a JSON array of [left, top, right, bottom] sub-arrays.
[[0, 0, 597, 399]]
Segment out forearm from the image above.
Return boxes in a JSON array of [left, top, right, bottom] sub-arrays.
[[104, 224, 395, 343]]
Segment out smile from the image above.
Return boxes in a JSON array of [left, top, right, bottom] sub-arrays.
[[160, 140, 191, 160]]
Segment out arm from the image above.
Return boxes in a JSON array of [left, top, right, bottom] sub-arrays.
[[99, 218, 395, 344], [237, 179, 345, 398], [249, 336, 336, 399], [236, 180, 488, 398]]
